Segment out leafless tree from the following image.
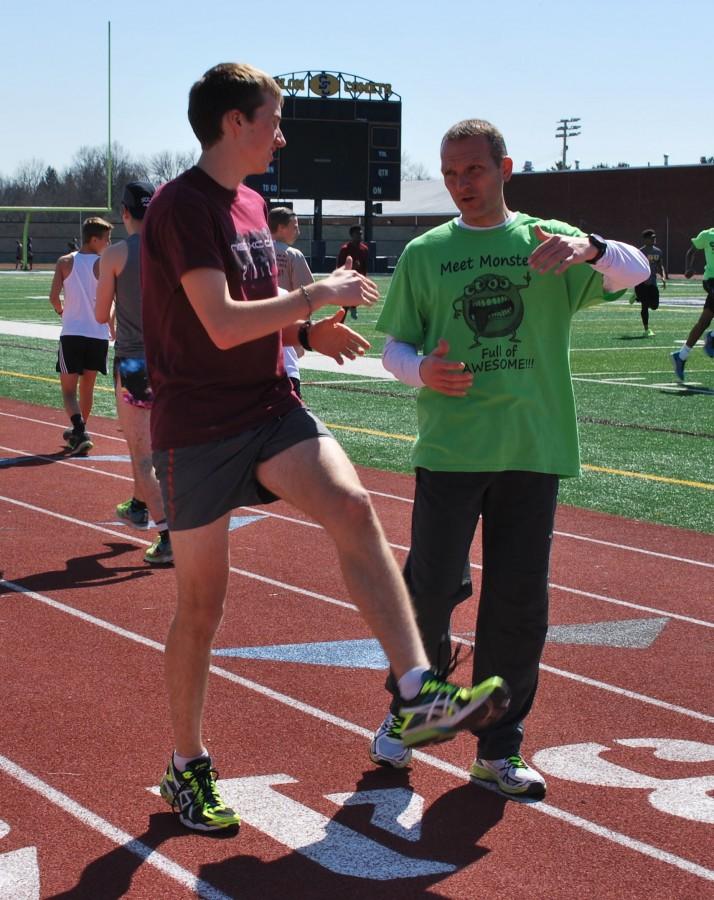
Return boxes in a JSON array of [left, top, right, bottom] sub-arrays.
[[401, 152, 431, 181], [147, 150, 198, 184], [14, 158, 46, 196]]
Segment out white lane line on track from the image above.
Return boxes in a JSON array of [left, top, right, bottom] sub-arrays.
[[1, 494, 713, 723], [2, 420, 711, 571], [0, 411, 126, 444], [384, 537, 714, 630], [0, 445, 133, 480], [459, 632, 714, 725], [0, 494, 357, 612], [0, 752, 232, 900], [7, 409, 712, 574], [1, 578, 713, 885], [2, 487, 712, 629], [3, 435, 713, 575], [360, 491, 714, 570]]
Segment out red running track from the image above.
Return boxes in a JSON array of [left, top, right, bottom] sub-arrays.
[[0, 398, 713, 899]]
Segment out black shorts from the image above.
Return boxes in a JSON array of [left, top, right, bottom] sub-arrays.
[[634, 283, 660, 309], [153, 406, 332, 531], [703, 278, 714, 313], [113, 356, 154, 408], [56, 335, 109, 375]]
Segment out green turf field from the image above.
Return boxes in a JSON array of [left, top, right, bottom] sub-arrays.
[[1, 271, 712, 533]]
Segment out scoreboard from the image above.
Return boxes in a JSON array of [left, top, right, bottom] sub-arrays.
[[245, 80, 401, 202]]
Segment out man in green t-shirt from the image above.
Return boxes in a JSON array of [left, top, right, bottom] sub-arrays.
[[370, 118, 649, 799], [670, 226, 714, 381]]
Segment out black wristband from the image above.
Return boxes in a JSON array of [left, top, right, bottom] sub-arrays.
[[297, 321, 312, 351], [587, 233, 607, 264]]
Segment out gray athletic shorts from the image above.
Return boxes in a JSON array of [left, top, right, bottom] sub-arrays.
[[153, 406, 333, 532]]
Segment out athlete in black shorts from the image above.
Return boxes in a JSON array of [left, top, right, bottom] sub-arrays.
[[632, 229, 666, 336]]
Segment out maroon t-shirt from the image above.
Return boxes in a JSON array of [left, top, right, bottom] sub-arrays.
[[141, 167, 300, 450], [336, 240, 369, 275]]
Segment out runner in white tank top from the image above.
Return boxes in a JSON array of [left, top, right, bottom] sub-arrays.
[[49, 216, 113, 454]]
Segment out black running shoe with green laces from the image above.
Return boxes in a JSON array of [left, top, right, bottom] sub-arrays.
[[396, 673, 510, 749], [64, 431, 93, 456], [159, 755, 240, 832]]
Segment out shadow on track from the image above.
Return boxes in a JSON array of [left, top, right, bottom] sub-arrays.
[[45, 767, 507, 899], [0, 542, 153, 595]]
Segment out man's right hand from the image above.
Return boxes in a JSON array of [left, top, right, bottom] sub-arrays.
[[419, 339, 473, 396]]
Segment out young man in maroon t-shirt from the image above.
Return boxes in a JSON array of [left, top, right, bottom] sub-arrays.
[[141, 62, 509, 833], [337, 225, 370, 319]]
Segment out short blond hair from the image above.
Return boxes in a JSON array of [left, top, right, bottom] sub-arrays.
[[188, 62, 283, 149], [82, 217, 113, 243]]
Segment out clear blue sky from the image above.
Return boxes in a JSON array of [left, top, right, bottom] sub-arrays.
[[1, 0, 709, 180]]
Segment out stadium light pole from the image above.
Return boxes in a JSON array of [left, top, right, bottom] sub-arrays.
[[555, 117, 581, 169], [107, 20, 112, 210]]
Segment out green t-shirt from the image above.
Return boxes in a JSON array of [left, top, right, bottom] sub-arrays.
[[691, 228, 714, 279], [376, 212, 623, 477]]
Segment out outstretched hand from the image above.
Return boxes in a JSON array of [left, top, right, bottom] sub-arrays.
[[309, 308, 371, 365], [528, 225, 596, 275], [419, 339, 473, 396]]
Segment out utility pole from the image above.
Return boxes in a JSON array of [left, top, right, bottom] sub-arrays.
[[555, 118, 581, 168]]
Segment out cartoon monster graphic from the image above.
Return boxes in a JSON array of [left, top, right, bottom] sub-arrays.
[[453, 272, 531, 346]]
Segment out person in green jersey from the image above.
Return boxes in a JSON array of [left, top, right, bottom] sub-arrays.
[[369, 118, 649, 799], [670, 226, 714, 381]]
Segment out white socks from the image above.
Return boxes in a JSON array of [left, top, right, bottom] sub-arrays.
[[397, 666, 430, 700], [679, 346, 692, 360], [173, 750, 209, 772]]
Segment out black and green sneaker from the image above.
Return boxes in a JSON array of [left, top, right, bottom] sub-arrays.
[[159, 755, 240, 832], [396, 673, 510, 749]]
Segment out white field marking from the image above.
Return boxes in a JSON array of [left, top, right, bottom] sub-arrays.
[[0, 410, 126, 443], [0, 753, 233, 900], [1, 497, 713, 723], [573, 376, 709, 392], [364, 489, 714, 571], [0, 846, 39, 900], [1, 579, 713, 885], [571, 345, 688, 352], [574, 369, 698, 376], [302, 378, 395, 385]]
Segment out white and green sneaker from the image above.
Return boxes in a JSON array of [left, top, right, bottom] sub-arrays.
[[396, 673, 510, 749], [369, 713, 413, 768], [159, 755, 240, 832], [469, 754, 546, 799]]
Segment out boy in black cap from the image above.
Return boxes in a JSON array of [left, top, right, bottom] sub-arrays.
[[96, 181, 172, 565]]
